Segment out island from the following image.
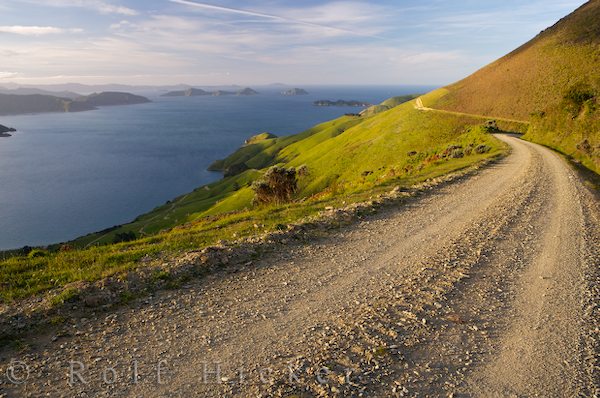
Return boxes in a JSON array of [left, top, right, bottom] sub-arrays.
[[161, 87, 258, 97], [78, 92, 151, 107], [0, 91, 151, 116], [282, 88, 308, 96], [237, 87, 259, 96], [161, 88, 210, 97], [0, 124, 16, 137], [313, 100, 371, 107]]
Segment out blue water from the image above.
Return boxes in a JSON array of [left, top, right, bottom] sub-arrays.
[[0, 85, 435, 249]]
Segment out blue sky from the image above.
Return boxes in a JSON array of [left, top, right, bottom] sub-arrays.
[[0, 0, 588, 86]]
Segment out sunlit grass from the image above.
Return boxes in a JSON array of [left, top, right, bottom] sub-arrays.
[[0, 97, 510, 303]]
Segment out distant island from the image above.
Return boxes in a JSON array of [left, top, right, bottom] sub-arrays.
[[81, 92, 151, 107], [314, 100, 371, 107], [0, 124, 16, 137], [0, 87, 82, 100], [161, 88, 209, 97], [0, 91, 151, 116], [161, 87, 258, 97], [282, 88, 308, 96]]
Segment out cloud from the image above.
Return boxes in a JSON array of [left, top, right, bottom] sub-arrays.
[[0, 26, 83, 36], [169, 0, 384, 39], [18, 0, 138, 16], [0, 71, 18, 79]]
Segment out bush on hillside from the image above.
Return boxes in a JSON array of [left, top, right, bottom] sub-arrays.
[[475, 144, 491, 154], [27, 249, 48, 259], [563, 83, 596, 117], [113, 231, 137, 244], [252, 166, 298, 205], [297, 164, 309, 177], [224, 162, 249, 177], [451, 148, 465, 158]]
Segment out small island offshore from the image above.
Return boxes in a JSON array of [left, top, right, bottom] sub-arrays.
[[161, 87, 259, 97], [0, 124, 16, 137], [282, 88, 308, 96]]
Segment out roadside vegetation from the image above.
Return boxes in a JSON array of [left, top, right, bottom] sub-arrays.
[[0, 93, 515, 303], [434, 0, 599, 173]]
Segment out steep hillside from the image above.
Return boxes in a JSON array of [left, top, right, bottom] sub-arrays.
[[435, 0, 600, 172], [7, 3, 594, 305]]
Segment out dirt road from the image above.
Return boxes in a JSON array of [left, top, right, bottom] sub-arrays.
[[1, 135, 597, 397]]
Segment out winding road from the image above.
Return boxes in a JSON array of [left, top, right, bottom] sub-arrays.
[[1, 134, 598, 397]]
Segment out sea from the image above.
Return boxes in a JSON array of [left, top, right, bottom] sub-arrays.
[[0, 85, 436, 250]]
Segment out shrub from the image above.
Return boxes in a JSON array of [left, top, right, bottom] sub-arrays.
[[563, 83, 596, 117], [27, 249, 48, 259], [576, 139, 593, 155], [224, 162, 249, 177], [451, 148, 465, 158], [485, 120, 498, 131], [252, 166, 298, 205], [297, 164, 309, 177], [475, 144, 491, 154], [113, 231, 137, 244]]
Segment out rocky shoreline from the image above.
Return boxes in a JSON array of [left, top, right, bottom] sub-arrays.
[[0, 124, 16, 137]]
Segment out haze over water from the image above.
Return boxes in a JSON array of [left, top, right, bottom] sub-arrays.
[[0, 85, 434, 249]]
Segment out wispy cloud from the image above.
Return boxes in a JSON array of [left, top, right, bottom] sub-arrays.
[[18, 0, 138, 16], [0, 0, 587, 85], [0, 26, 83, 36], [0, 71, 18, 79], [169, 0, 384, 39]]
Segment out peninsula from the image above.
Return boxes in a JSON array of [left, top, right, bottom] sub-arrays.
[[0, 91, 151, 116], [0, 124, 16, 137], [313, 99, 371, 107]]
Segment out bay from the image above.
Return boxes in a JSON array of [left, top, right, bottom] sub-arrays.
[[0, 85, 435, 249]]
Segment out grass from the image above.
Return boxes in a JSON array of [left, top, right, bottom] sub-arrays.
[[0, 93, 509, 304], [6, 0, 598, 303], [433, 1, 599, 173]]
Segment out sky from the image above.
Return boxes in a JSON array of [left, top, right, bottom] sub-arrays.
[[0, 0, 589, 86]]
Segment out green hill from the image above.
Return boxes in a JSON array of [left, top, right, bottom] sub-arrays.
[[2, 2, 593, 306], [70, 90, 515, 248], [1, 89, 517, 302], [434, 0, 600, 172]]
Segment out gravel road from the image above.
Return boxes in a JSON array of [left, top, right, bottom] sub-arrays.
[[1, 134, 598, 397]]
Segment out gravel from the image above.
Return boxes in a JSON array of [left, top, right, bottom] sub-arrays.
[[0, 134, 597, 397]]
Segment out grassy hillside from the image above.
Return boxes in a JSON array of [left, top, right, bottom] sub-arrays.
[[1, 92, 511, 302], [3, 3, 595, 307], [434, 0, 600, 172]]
